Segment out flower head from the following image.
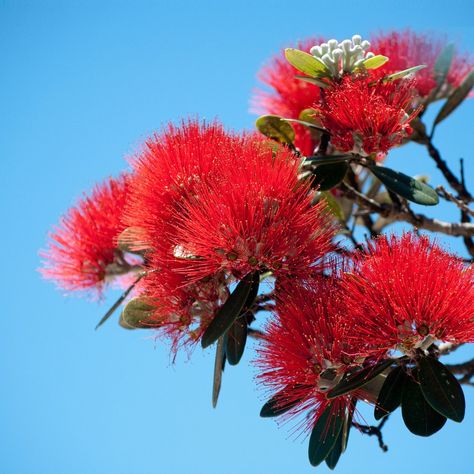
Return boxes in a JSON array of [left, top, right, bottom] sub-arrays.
[[313, 74, 419, 155], [255, 277, 361, 433], [370, 29, 473, 99], [125, 120, 336, 350], [40, 174, 131, 296], [169, 147, 336, 285], [342, 233, 474, 357]]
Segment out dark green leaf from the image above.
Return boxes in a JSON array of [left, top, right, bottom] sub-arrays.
[[312, 162, 348, 191], [212, 337, 225, 408], [325, 426, 344, 469], [369, 165, 439, 206], [374, 366, 407, 420], [201, 272, 259, 348], [284, 48, 329, 76], [325, 404, 353, 469], [95, 273, 144, 330], [308, 404, 344, 467], [225, 317, 248, 366], [327, 359, 395, 399], [418, 356, 465, 422], [434, 67, 474, 126], [402, 375, 447, 436], [260, 389, 303, 418], [305, 154, 352, 166], [255, 115, 295, 145]]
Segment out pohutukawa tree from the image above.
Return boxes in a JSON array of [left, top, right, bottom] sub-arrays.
[[41, 30, 474, 469]]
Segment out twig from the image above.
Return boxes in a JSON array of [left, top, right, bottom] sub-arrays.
[[445, 358, 474, 386], [424, 139, 472, 201], [353, 416, 389, 452], [436, 186, 474, 217]]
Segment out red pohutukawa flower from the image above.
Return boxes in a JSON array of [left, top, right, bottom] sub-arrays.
[[253, 38, 325, 156], [40, 174, 131, 296], [255, 277, 360, 434], [169, 150, 336, 285], [342, 233, 474, 357], [313, 75, 419, 155], [370, 29, 473, 99], [124, 120, 336, 349]]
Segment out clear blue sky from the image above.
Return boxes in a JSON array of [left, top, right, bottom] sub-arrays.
[[1, 1, 473, 473]]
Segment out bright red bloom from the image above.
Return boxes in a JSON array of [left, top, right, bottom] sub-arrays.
[[169, 141, 336, 285], [125, 120, 336, 350], [255, 277, 361, 433], [342, 233, 474, 357], [313, 75, 419, 155], [253, 38, 325, 156], [40, 175, 131, 296], [370, 29, 473, 99]]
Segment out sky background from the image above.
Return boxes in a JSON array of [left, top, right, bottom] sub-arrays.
[[1, 1, 474, 473]]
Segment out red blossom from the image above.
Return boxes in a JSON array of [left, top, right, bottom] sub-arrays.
[[254, 277, 361, 433], [313, 75, 419, 155], [124, 120, 336, 350], [169, 141, 336, 284], [40, 175, 131, 296], [253, 38, 325, 156], [342, 233, 474, 357], [370, 29, 473, 99]]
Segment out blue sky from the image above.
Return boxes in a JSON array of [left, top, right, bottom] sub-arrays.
[[1, 1, 474, 473]]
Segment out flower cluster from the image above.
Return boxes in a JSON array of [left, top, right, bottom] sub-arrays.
[[255, 30, 473, 156], [122, 120, 336, 349], [255, 233, 474, 436], [40, 28, 474, 470]]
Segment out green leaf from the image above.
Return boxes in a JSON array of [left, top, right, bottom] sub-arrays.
[[382, 65, 427, 82], [434, 44, 455, 86], [308, 404, 344, 467], [225, 317, 248, 366], [312, 162, 348, 191], [294, 75, 329, 88], [369, 165, 439, 206], [402, 375, 447, 436], [283, 117, 327, 133], [120, 297, 156, 329], [320, 191, 345, 221], [201, 272, 259, 348], [418, 356, 465, 422], [327, 359, 395, 399], [260, 388, 303, 418], [255, 115, 295, 145], [298, 108, 320, 124], [284, 48, 329, 77], [362, 55, 389, 70], [374, 366, 407, 420], [325, 426, 344, 469], [433, 67, 474, 126], [305, 154, 352, 166], [212, 336, 226, 408], [325, 404, 353, 470], [95, 273, 145, 330]]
